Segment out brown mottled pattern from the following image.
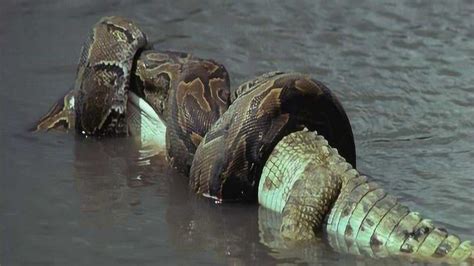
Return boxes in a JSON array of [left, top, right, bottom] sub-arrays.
[[30, 90, 75, 132], [33, 16, 230, 170], [131, 50, 192, 118], [132, 49, 231, 174], [33, 21, 230, 176], [189, 72, 356, 201], [74, 16, 148, 136], [230, 71, 284, 102], [28, 16, 472, 264], [165, 59, 230, 174]]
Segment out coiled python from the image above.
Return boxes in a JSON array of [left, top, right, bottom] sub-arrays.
[[32, 16, 472, 264]]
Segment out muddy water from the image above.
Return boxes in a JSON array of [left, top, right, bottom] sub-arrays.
[[1, 0, 473, 265]]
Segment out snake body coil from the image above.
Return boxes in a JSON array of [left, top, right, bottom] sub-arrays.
[[33, 16, 231, 174], [132, 50, 231, 174], [189, 72, 356, 201], [74, 16, 148, 136], [32, 16, 472, 264]]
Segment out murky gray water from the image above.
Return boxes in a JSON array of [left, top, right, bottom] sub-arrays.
[[1, 0, 473, 265]]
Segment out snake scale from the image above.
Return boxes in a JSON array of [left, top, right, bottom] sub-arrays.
[[32, 16, 472, 264]]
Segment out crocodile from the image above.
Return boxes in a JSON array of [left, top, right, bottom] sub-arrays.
[[259, 129, 473, 264], [31, 16, 472, 265]]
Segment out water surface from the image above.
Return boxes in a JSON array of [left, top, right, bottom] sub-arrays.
[[1, 0, 473, 265]]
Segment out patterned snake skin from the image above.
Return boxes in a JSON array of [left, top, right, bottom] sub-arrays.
[[31, 16, 472, 264], [189, 72, 355, 201], [32, 16, 231, 175], [74, 16, 148, 136], [132, 50, 230, 174]]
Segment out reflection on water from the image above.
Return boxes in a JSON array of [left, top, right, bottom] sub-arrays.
[[70, 139, 338, 264], [73, 136, 174, 227], [257, 208, 412, 265], [74, 139, 140, 228], [71, 138, 278, 264], [1, 0, 473, 265], [69, 139, 427, 265]]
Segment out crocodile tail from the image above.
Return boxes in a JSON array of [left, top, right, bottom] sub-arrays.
[[325, 175, 473, 264], [260, 130, 472, 264]]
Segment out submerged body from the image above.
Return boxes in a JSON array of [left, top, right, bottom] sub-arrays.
[[32, 88, 167, 154], [32, 16, 472, 265], [31, 16, 231, 173], [260, 130, 473, 264], [33, 74, 473, 264]]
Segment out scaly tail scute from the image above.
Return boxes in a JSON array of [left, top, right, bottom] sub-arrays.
[[259, 130, 473, 264]]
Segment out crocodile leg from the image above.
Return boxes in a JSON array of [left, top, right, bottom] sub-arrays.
[[259, 130, 473, 264]]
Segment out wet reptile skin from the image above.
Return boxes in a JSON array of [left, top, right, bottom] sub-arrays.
[[189, 72, 356, 201], [32, 16, 232, 175], [260, 130, 473, 264], [74, 16, 149, 136], [32, 89, 76, 132], [132, 50, 231, 174], [32, 16, 472, 264]]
